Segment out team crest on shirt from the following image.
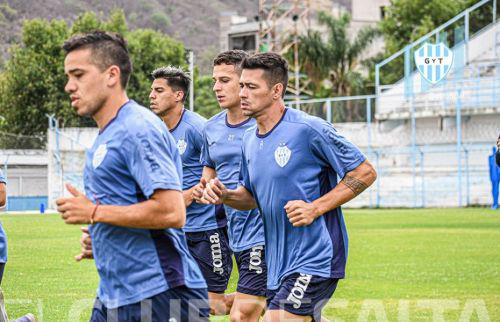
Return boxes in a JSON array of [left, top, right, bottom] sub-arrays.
[[274, 143, 291, 167], [92, 144, 108, 169], [177, 139, 187, 155]]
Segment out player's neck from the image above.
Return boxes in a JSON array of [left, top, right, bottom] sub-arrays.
[[226, 105, 248, 125], [162, 104, 184, 130], [256, 101, 285, 135], [94, 91, 129, 130]]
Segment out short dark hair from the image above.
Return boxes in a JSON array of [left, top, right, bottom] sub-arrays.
[[151, 66, 190, 102], [213, 50, 249, 72], [63, 31, 132, 89], [241, 53, 289, 98]]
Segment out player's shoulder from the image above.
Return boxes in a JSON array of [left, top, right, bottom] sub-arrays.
[[118, 100, 168, 138], [282, 108, 330, 135], [242, 123, 257, 140], [203, 109, 226, 131], [206, 109, 226, 124], [182, 109, 206, 134]]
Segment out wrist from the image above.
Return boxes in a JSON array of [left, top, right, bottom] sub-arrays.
[[221, 189, 231, 202], [90, 200, 100, 224], [312, 200, 325, 219]]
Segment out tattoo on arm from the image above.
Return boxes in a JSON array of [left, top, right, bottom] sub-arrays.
[[342, 175, 368, 196]]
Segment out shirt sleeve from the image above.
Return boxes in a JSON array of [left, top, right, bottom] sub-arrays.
[[0, 170, 5, 184], [238, 148, 254, 197], [200, 127, 215, 169], [123, 127, 182, 198], [309, 120, 366, 179]]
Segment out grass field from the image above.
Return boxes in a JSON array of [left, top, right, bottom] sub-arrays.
[[0, 208, 498, 321]]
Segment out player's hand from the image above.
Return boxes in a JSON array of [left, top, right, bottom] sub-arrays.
[[203, 178, 227, 205], [285, 200, 321, 227], [193, 178, 210, 204], [56, 183, 95, 225], [75, 226, 93, 261]]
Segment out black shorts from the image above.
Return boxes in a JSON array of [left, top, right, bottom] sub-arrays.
[[267, 273, 339, 322], [90, 286, 209, 322], [185, 227, 233, 293], [234, 245, 267, 297]]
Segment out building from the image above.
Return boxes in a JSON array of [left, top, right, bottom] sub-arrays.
[[219, 0, 390, 54]]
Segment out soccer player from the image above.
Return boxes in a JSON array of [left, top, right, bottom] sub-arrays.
[[0, 172, 6, 287], [201, 53, 377, 322], [193, 50, 267, 321], [57, 31, 209, 322], [496, 135, 500, 167], [149, 66, 233, 315]]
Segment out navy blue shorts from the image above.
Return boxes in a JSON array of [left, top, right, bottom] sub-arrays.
[[234, 245, 267, 297], [90, 286, 209, 322], [267, 273, 339, 322], [185, 227, 232, 293], [0, 263, 5, 285]]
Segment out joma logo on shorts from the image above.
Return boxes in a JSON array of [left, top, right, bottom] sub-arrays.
[[287, 274, 312, 309], [249, 245, 263, 274], [209, 233, 224, 274]]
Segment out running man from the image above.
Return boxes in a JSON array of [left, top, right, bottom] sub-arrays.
[[149, 66, 233, 315], [201, 52, 377, 321], [57, 31, 209, 322], [193, 50, 267, 321]]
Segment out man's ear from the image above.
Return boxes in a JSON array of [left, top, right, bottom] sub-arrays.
[[107, 65, 121, 88], [175, 90, 185, 103], [272, 82, 284, 100]]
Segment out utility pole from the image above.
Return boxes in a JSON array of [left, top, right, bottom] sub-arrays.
[[258, 0, 311, 99]]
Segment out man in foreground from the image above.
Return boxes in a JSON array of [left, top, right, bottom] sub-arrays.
[[201, 53, 377, 321], [149, 66, 233, 315], [57, 31, 209, 321]]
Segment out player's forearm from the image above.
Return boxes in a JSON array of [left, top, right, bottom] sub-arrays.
[[0, 187, 7, 208], [93, 190, 186, 229], [0, 184, 5, 208], [313, 160, 377, 216], [224, 186, 257, 211]]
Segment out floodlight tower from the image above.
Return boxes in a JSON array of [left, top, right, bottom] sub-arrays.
[[258, 0, 311, 100]]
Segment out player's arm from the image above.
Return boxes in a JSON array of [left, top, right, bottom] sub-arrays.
[[183, 186, 197, 207], [286, 160, 376, 226], [496, 136, 500, 167], [202, 178, 257, 211], [192, 166, 216, 203], [0, 183, 5, 208], [94, 189, 185, 229], [57, 184, 185, 229]]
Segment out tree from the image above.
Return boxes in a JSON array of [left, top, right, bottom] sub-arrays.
[[294, 12, 380, 121], [380, 0, 481, 54], [0, 18, 73, 142], [127, 29, 186, 107], [378, 0, 486, 84], [193, 75, 220, 119], [0, 10, 186, 146]]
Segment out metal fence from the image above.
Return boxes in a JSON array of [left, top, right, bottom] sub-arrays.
[[40, 0, 500, 209], [285, 70, 499, 207]]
